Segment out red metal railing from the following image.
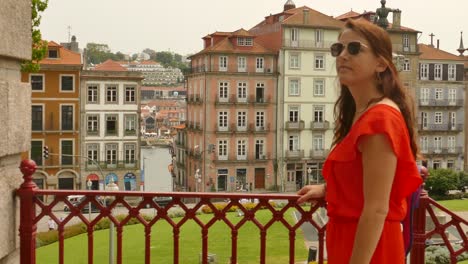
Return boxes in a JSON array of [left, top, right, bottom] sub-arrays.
[[17, 160, 468, 264], [17, 160, 327, 264], [411, 192, 468, 264]]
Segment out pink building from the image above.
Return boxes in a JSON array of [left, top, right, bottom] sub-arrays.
[[181, 29, 278, 192]]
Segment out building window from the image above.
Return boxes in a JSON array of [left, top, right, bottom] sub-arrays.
[[125, 115, 137, 135], [448, 136, 456, 151], [256, 111, 265, 128], [403, 34, 410, 49], [432, 160, 441, 169], [448, 89, 457, 103], [60, 75, 74, 91], [106, 144, 118, 165], [124, 144, 136, 164], [218, 82, 228, 101], [288, 135, 299, 151], [434, 112, 442, 124], [420, 64, 429, 80], [106, 115, 118, 135], [106, 85, 118, 103], [313, 134, 324, 150], [87, 85, 98, 103], [434, 64, 442, 80], [237, 37, 253, 46], [238, 57, 246, 72], [421, 88, 429, 103], [237, 82, 247, 101], [435, 88, 443, 100], [32, 105, 43, 131], [420, 136, 428, 152], [314, 55, 325, 69], [30, 74, 44, 91], [218, 111, 228, 130], [87, 115, 99, 135], [255, 139, 265, 159], [237, 111, 247, 129], [125, 86, 136, 103], [313, 105, 324, 122], [291, 28, 299, 45], [447, 160, 455, 169], [290, 54, 300, 69], [48, 49, 58, 58], [61, 140, 73, 165], [448, 64, 456, 81], [289, 106, 299, 122], [403, 58, 410, 71], [31, 141, 43, 166], [315, 29, 324, 46], [256, 57, 264, 72], [61, 105, 73, 130], [218, 139, 228, 159], [219, 56, 227, 71], [288, 79, 300, 96], [87, 144, 99, 164], [434, 137, 442, 152], [237, 139, 247, 159], [313, 79, 325, 96]]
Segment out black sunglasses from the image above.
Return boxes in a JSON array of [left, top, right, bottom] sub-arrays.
[[330, 41, 369, 57]]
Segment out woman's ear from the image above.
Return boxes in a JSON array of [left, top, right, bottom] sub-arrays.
[[376, 57, 388, 73]]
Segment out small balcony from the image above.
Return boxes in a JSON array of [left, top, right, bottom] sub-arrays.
[[419, 99, 463, 107], [310, 121, 330, 131], [285, 149, 304, 159], [419, 123, 463, 132], [286, 120, 305, 130], [309, 149, 330, 159], [420, 147, 464, 156]]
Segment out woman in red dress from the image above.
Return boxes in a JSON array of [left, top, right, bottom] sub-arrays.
[[297, 19, 422, 264]]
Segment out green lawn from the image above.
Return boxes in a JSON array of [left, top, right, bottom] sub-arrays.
[[36, 209, 309, 264], [436, 199, 468, 212]]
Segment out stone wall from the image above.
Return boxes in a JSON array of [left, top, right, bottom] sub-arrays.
[[0, 0, 32, 263]]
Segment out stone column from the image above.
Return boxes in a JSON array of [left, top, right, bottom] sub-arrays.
[[0, 1, 32, 263]]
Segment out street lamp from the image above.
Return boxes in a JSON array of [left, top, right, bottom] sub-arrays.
[[106, 177, 119, 264], [307, 167, 312, 185], [86, 179, 92, 220]]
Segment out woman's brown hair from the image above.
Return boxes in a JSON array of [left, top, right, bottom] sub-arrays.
[[332, 18, 419, 159]]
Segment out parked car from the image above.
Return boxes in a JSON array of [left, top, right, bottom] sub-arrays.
[[145, 197, 173, 208], [64, 196, 104, 213]]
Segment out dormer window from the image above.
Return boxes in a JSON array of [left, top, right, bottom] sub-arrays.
[[237, 37, 253, 46], [48, 49, 58, 58]]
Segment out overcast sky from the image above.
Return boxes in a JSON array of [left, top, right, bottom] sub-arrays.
[[40, 0, 467, 56]]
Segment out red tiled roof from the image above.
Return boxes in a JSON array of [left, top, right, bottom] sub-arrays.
[[335, 10, 361, 20], [141, 85, 185, 91], [173, 124, 186, 130], [40, 41, 82, 66], [418, 44, 467, 61], [94, 59, 127, 71], [140, 60, 160, 65], [282, 6, 344, 29]]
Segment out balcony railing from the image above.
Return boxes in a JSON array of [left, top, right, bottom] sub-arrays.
[[309, 149, 330, 159], [419, 147, 464, 155], [283, 39, 334, 49], [285, 149, 304, 159], [419, 99, 464, 107], [286, 120, 305, 130], [16, 160, 468, 264], [310, 121, 330, 131], [188, 64, 275, 75], [418, 123, 463, 132]]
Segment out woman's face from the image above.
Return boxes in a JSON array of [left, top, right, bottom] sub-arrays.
[[334, 29, 384, 87]]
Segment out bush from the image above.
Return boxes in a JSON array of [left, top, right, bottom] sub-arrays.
[[425, 245, 468, 264]]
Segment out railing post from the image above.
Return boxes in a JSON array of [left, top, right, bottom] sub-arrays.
[[17, 159, 38, 264], [410, 192, 428, 264]]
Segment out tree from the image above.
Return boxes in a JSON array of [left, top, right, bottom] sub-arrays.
[[142, 48, 157, 61], [155, 51, 174, 67], [85, 43, 115, 65], [425, 169, 459, 196], [21, 0, 49, 72]]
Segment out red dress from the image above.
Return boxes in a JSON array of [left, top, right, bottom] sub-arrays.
[[322, 104, 422, 264]]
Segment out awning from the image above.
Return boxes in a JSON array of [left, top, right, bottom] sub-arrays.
[[87, 174, 99, 181]]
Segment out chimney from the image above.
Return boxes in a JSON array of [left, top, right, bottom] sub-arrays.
[[303, 9, 309, 24], [437, 39, 440, 49], [392, 10, 401, 29]]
